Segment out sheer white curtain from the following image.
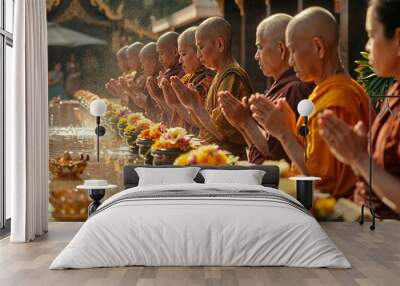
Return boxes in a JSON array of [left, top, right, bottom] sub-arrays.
[[7, 0, 48, 242]]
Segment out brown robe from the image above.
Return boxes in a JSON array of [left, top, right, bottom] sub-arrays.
[[248, 69, 315, 164], [144, 70, 162, 122], [181, 65, 216, 101], [128, 70, 146, 113], [354, 82, 400, 216], [179, 65, 215, 132], [163, 63, 185, 80], [201, 62, 252, 159], [162, 63, 185, 126]]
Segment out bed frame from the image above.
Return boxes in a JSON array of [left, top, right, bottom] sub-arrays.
[[123, 165, 280, 190]]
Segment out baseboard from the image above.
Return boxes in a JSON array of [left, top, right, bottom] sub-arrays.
[[0, 218, 11, 239]]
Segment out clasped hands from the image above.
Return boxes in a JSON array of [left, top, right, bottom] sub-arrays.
[[318, 110, 368, 167], [217, 91, 297, 140], [169, 76, 203, 109]]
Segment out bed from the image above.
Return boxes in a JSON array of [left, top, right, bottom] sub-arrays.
[[50, 165, 350, 269]]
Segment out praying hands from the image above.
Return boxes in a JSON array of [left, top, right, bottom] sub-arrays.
[[160, 77, 181, 107], [146, 76, 165, 107], [249, 94, 297, 140], [217, 91, 252, 128], [318, 110, 368, 167], [170, 76, 203, 108]]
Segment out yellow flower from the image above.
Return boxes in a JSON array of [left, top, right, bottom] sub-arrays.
[[173, 144, 237, 166], [174, 153, 190, 165], [127, 113, 145, 126]]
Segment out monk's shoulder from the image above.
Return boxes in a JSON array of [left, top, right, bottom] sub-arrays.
[[217, 66, 252, 94], [280, 82, 313, 111], [314, 81, 368, 111], [283, 80, 314, 99]]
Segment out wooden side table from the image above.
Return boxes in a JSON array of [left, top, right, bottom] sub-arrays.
[[76, 181, 117, 216], [289, 176, 321, 210]]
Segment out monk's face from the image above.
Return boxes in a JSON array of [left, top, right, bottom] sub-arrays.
[[178, 42, 201, 74], [286, 29, 320, 83], [366, 7, 400, 78], [140, 54, 157, 77], [195, 32, 220, 70], [157, 43, 179, 69], [127, 54, 141, 71], [255, 30, 286, 79], [117, 56, 129, 73]]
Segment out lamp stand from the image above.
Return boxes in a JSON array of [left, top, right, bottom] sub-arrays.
[[359, 95, 400, 231], [299, 116, 309, 163], [94, 116, 106, 162]]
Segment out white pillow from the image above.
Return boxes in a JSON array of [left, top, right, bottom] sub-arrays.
[[200, 169, 266, 185], [135, 167, 201, 186]]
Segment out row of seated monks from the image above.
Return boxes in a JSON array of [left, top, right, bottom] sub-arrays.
[[105, 2, 400, 217]]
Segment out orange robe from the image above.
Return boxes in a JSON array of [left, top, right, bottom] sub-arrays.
[[296, 73, 372, 198]]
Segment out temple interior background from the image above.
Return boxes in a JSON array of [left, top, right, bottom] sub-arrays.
[[46, 0, 370, 222]]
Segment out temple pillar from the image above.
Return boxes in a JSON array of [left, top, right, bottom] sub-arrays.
[[241, 0, 267, 92], [223, 0, 242, 64], [346, 0, 368, 77], [268, 0, 298, 16]]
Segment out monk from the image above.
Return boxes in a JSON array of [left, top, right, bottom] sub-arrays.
[[105, 45, 129, 101], [138, 42, 163, 122], [160, 26, 215, 132], [249, 7, 372, 199], [318, 0, 400, 216], [170, 17, 252, 158], [218, 14, 314, 164], [120, 42, 146, 112], [146, 32, 185, 126], [117, 45, 130, 74]]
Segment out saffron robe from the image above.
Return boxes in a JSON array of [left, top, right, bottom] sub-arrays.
[[296, 73, 372, 198]]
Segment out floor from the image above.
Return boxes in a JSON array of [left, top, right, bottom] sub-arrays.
[[0, 222, 399, 286]]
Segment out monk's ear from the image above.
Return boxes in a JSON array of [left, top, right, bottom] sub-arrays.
[[216, 37, 225, 53], [277, 41, 287, 60], [312, 37, 326, 59]]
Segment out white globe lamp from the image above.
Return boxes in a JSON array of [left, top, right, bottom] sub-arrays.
[[90, 100, 107, 162]]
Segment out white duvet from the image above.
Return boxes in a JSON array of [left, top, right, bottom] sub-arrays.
[[50, 183, 351, 269]]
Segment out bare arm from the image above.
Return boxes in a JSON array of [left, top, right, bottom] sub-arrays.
[[240, 119, 270, 156], [190, 104, 225, 141], [353, 156, 400, 215], [170, 76, 224, 141], [279, 131, 308, 174]]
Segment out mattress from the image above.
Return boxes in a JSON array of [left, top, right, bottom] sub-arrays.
[[50, 183, 351, 269]]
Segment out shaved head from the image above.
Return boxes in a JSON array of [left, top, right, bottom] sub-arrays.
[[287, 7, 338, 47], [127, 42, 144, 57], [156, 32, 180, 68], [140, 42, 158, 59], [255, 14, 292, 79], [257, 13, 292, 44], [197, 16, 232, 49], [178, 26, 197, 49], [139, 42, 160, 76], [117, 45, 128, 59], [157, 31, 179, 48], [285, 7, 342, 83]]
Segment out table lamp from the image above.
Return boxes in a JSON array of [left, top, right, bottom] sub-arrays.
[[90, 99, 107, 162], [290, 99, 320, 210], [297, 99, 314, 163]]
